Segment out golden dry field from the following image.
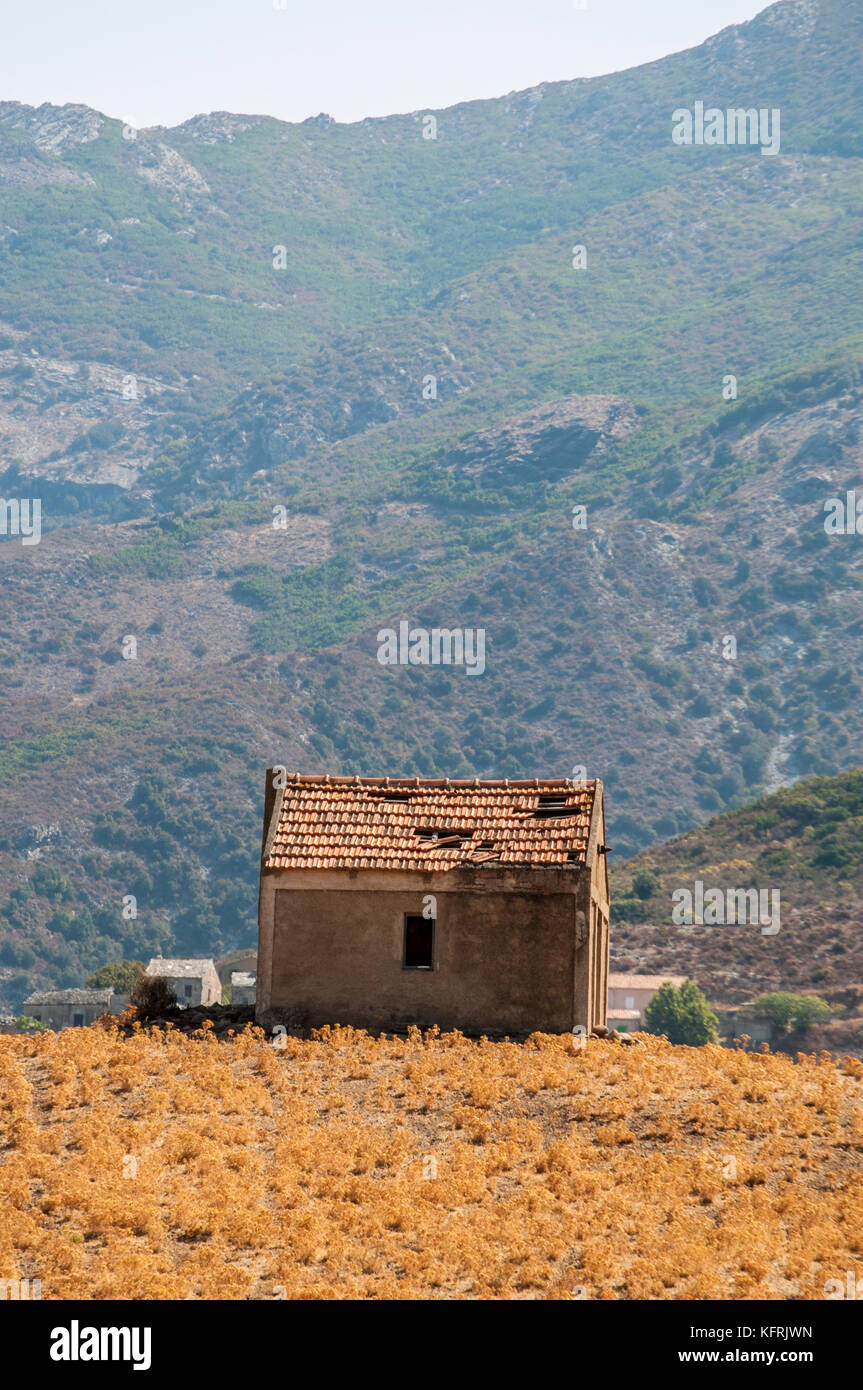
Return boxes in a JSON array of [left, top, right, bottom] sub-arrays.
[[1, 1021, 862, 1301]]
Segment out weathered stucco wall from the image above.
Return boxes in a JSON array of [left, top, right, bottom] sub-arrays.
[[169, 973, 221, 1007], [26, 995, 129, 1030], [258, 866, 588, 1035], [28, 1003, 102, 1029]]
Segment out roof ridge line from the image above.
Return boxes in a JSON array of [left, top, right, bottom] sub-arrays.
[[271, 772, 600, 794]]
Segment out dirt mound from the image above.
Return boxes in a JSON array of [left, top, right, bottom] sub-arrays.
[[109, 1001, 257, 1039]]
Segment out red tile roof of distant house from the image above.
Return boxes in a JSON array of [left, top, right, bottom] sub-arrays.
[[263, 773, 600, 872]]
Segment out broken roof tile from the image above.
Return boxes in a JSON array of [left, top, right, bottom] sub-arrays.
[[263, 774, 598, 872]]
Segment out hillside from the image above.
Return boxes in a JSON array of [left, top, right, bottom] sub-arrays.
[[1, 0, 863, 1007], [1, 1022, 861, 1300], [3, 364, 863, 1010], [2, 0, 861, 460], [611, 769, 863, 1026]]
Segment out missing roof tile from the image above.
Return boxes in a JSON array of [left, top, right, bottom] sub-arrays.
[[415, 826, 471, 843], [533, 801, 581, 818]]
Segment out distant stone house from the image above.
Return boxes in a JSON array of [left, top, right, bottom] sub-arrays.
[[216, 949, 257, 992], [714, 1004, 774, 1048], [257, 773, 610, 1036], [145, 958, 222, 1007], [231, 972, 256, 1006], [21, 987, 129, 1031], [606, 973, 687, 1031]]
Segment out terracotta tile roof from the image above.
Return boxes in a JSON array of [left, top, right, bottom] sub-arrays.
[[263, 774, 599, 872]]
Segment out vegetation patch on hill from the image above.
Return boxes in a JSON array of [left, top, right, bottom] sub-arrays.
[[610, 770, 863, 1014], [613, 769, 863, 922]]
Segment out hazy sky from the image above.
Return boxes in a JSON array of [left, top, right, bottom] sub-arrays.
[[2, 0, 771, 129]]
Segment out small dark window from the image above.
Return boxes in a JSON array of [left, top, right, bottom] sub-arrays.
[[184, 985, 193, 998], [73, 1013, 84, 1027], [403, 914, 434, 969]]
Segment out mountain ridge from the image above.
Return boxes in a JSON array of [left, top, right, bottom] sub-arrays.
[[0, 0, 841, 138]]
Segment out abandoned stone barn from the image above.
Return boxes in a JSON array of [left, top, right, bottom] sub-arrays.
[[257, 773, 609, 1036]]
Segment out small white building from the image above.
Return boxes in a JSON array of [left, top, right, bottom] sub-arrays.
[[145, 958, 222, 1008], [231, 972, 256, 1006], [607, 973, 687, 1031]]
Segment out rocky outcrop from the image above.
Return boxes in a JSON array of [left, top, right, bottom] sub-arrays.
[[0, 101, 104, 151], [0, 158, 95, 190], [171, 112, 264, 144], [136, 142, 211, 201], [439, 395, 640, 485]]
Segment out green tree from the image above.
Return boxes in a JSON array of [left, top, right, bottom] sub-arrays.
[[30, 863, 73, 901], [753, 992, 832, 1032], [85, 961, 145, 993], [631, 870, 659, 900], [16, 1016, 49, 1032], [645, 980, 718, 1046]]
